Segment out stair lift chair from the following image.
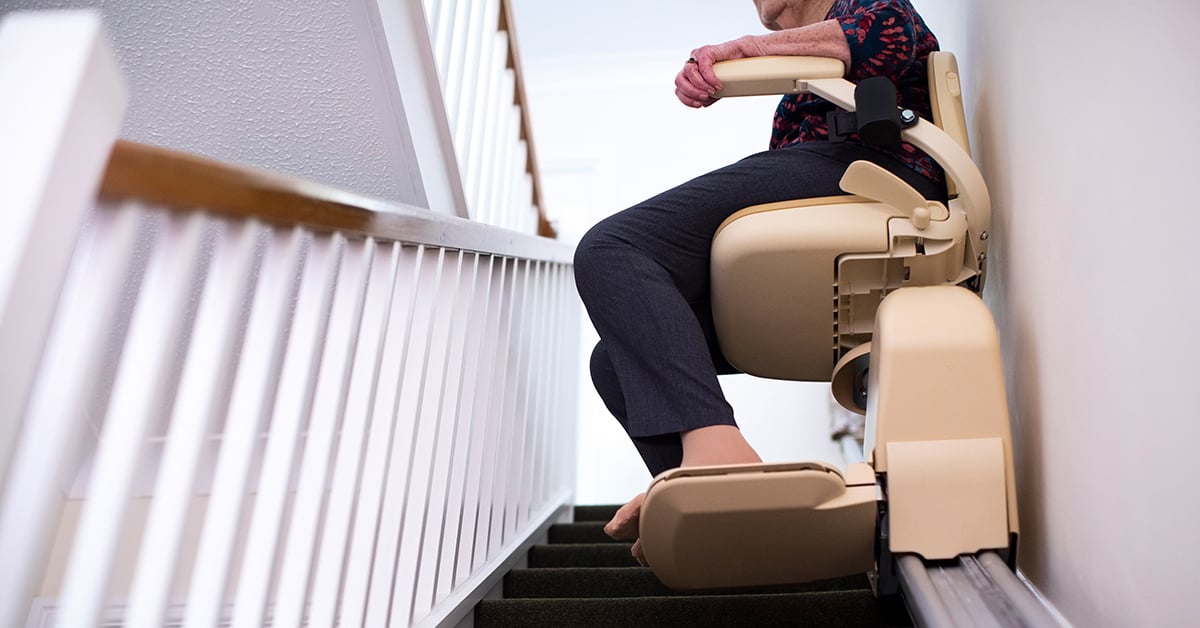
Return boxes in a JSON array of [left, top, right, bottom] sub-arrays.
[[638, 52, 1019, 594]]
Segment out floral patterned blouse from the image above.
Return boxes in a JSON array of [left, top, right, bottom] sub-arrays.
[[769, 0, 942, 185]]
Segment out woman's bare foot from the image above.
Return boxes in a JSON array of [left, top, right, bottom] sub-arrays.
[[631, 538, 647, 566], [604, 492, 644, 540], [607, 426, 761, 563]]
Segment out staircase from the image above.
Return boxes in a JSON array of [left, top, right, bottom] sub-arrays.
[[475, 505, 914, 627]]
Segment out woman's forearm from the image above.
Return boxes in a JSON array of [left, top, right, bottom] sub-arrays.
[[677, 19, 852, 108], [744, 20, 851, 68]]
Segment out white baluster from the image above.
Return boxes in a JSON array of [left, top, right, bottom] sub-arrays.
[[125, 220, 264, 628], [308, 240, 401, 628], [340, 244, 424, 628], [184, 227, 309, 628], [60, 212, 210, 628]]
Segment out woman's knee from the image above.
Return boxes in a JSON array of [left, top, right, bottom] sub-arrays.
[[589, 342, 628, 422], [573, 218, 619, 278]]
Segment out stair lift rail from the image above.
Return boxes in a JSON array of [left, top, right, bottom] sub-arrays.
[[897, 553, 1062, 628]]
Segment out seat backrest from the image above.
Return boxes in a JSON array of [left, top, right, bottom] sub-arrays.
[[927, 51, 970, 197]]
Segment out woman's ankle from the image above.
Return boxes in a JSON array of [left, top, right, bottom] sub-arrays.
[[679, 425, 761, 467]]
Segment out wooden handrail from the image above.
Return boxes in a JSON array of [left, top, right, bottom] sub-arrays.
[[498, 0, 554, 239], [100, 140, 573, 264]]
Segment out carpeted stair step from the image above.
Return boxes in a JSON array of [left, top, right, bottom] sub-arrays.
[[572, 504, 620, 522], [504, 567, 874, 599], [474, 505, 913, 627], [526, 542, 639, 568], [547, 521, 620, 544], [475, 590, 912, 627]]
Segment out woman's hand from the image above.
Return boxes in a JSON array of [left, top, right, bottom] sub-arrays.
[[674, 35, 766, 108]]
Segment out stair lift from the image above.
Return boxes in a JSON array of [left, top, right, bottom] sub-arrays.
[[638, 53, 1020, 596]]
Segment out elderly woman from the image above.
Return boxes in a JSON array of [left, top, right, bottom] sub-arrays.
[[573, 0, 944, 553]]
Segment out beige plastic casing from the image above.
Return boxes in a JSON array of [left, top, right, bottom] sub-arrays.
[[639, 462, 877, 591], [866, 286, 1018, 556]]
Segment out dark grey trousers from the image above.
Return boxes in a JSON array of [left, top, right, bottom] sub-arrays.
[[573, 140, 945, 476]]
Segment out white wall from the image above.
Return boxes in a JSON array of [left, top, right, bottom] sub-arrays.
[[955, 0, 1200, 625], [1, 0, 432, 207]]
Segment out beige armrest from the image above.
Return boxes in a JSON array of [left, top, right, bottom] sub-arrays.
[[713, 56, 845, 98]]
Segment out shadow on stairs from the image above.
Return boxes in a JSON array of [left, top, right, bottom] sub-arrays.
[[475, 505, 913, 627]]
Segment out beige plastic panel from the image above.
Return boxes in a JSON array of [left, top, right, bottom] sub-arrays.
[[887, 438, 1010, 559], [710, 196, 903, 381], [927, 52, 971, 156], [712, 192, 972, 381], [864, 286, 1018, 535], [839, 161, 950, 226], [640, 462, 877, 590], [712, 56, 845, 98], [928, 52, 969, 199]]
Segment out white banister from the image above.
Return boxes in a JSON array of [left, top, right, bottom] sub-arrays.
[[422, 0, 551, 237], [0, 10, 127, 628], [1, 10, 579, 628]]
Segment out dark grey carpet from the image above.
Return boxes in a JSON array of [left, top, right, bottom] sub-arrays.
[[474, 504, 913, 627]]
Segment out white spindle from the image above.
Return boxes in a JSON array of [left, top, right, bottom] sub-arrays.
[[469, 256, 512, 570], [270, 236, 371, 628], [340, 244, 424, 628], [463, 0, 503, 215], [231, 233, 344, 627], [59, 212, 209, 628], [124, 220, 264, 628], [452, 0, 486, 155], [522, 175, 537, 234], [432, 252, 485, 602], [489, 258, 527, 550], [433, 0, 458, 79], [522, 261, 550, 521], [510, 257, 535, 535], [488, 36, 516, 226], [369, 247, 448, 628], [443, 0, 473, 134], [455, 255, 503, 583], [533, 266, 559, 506], [184, 227, 309, 628], [422, 0, 441, 25], [411, 250, 472, 618], [509, 260, 540, 530], [496, 101, 522, 231], [542, 266, 569, 504], [308, 241, 401, 628]]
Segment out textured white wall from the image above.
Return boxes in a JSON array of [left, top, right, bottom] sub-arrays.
[[2, 0, 428, 206], [952, 0, 1200, 625]]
